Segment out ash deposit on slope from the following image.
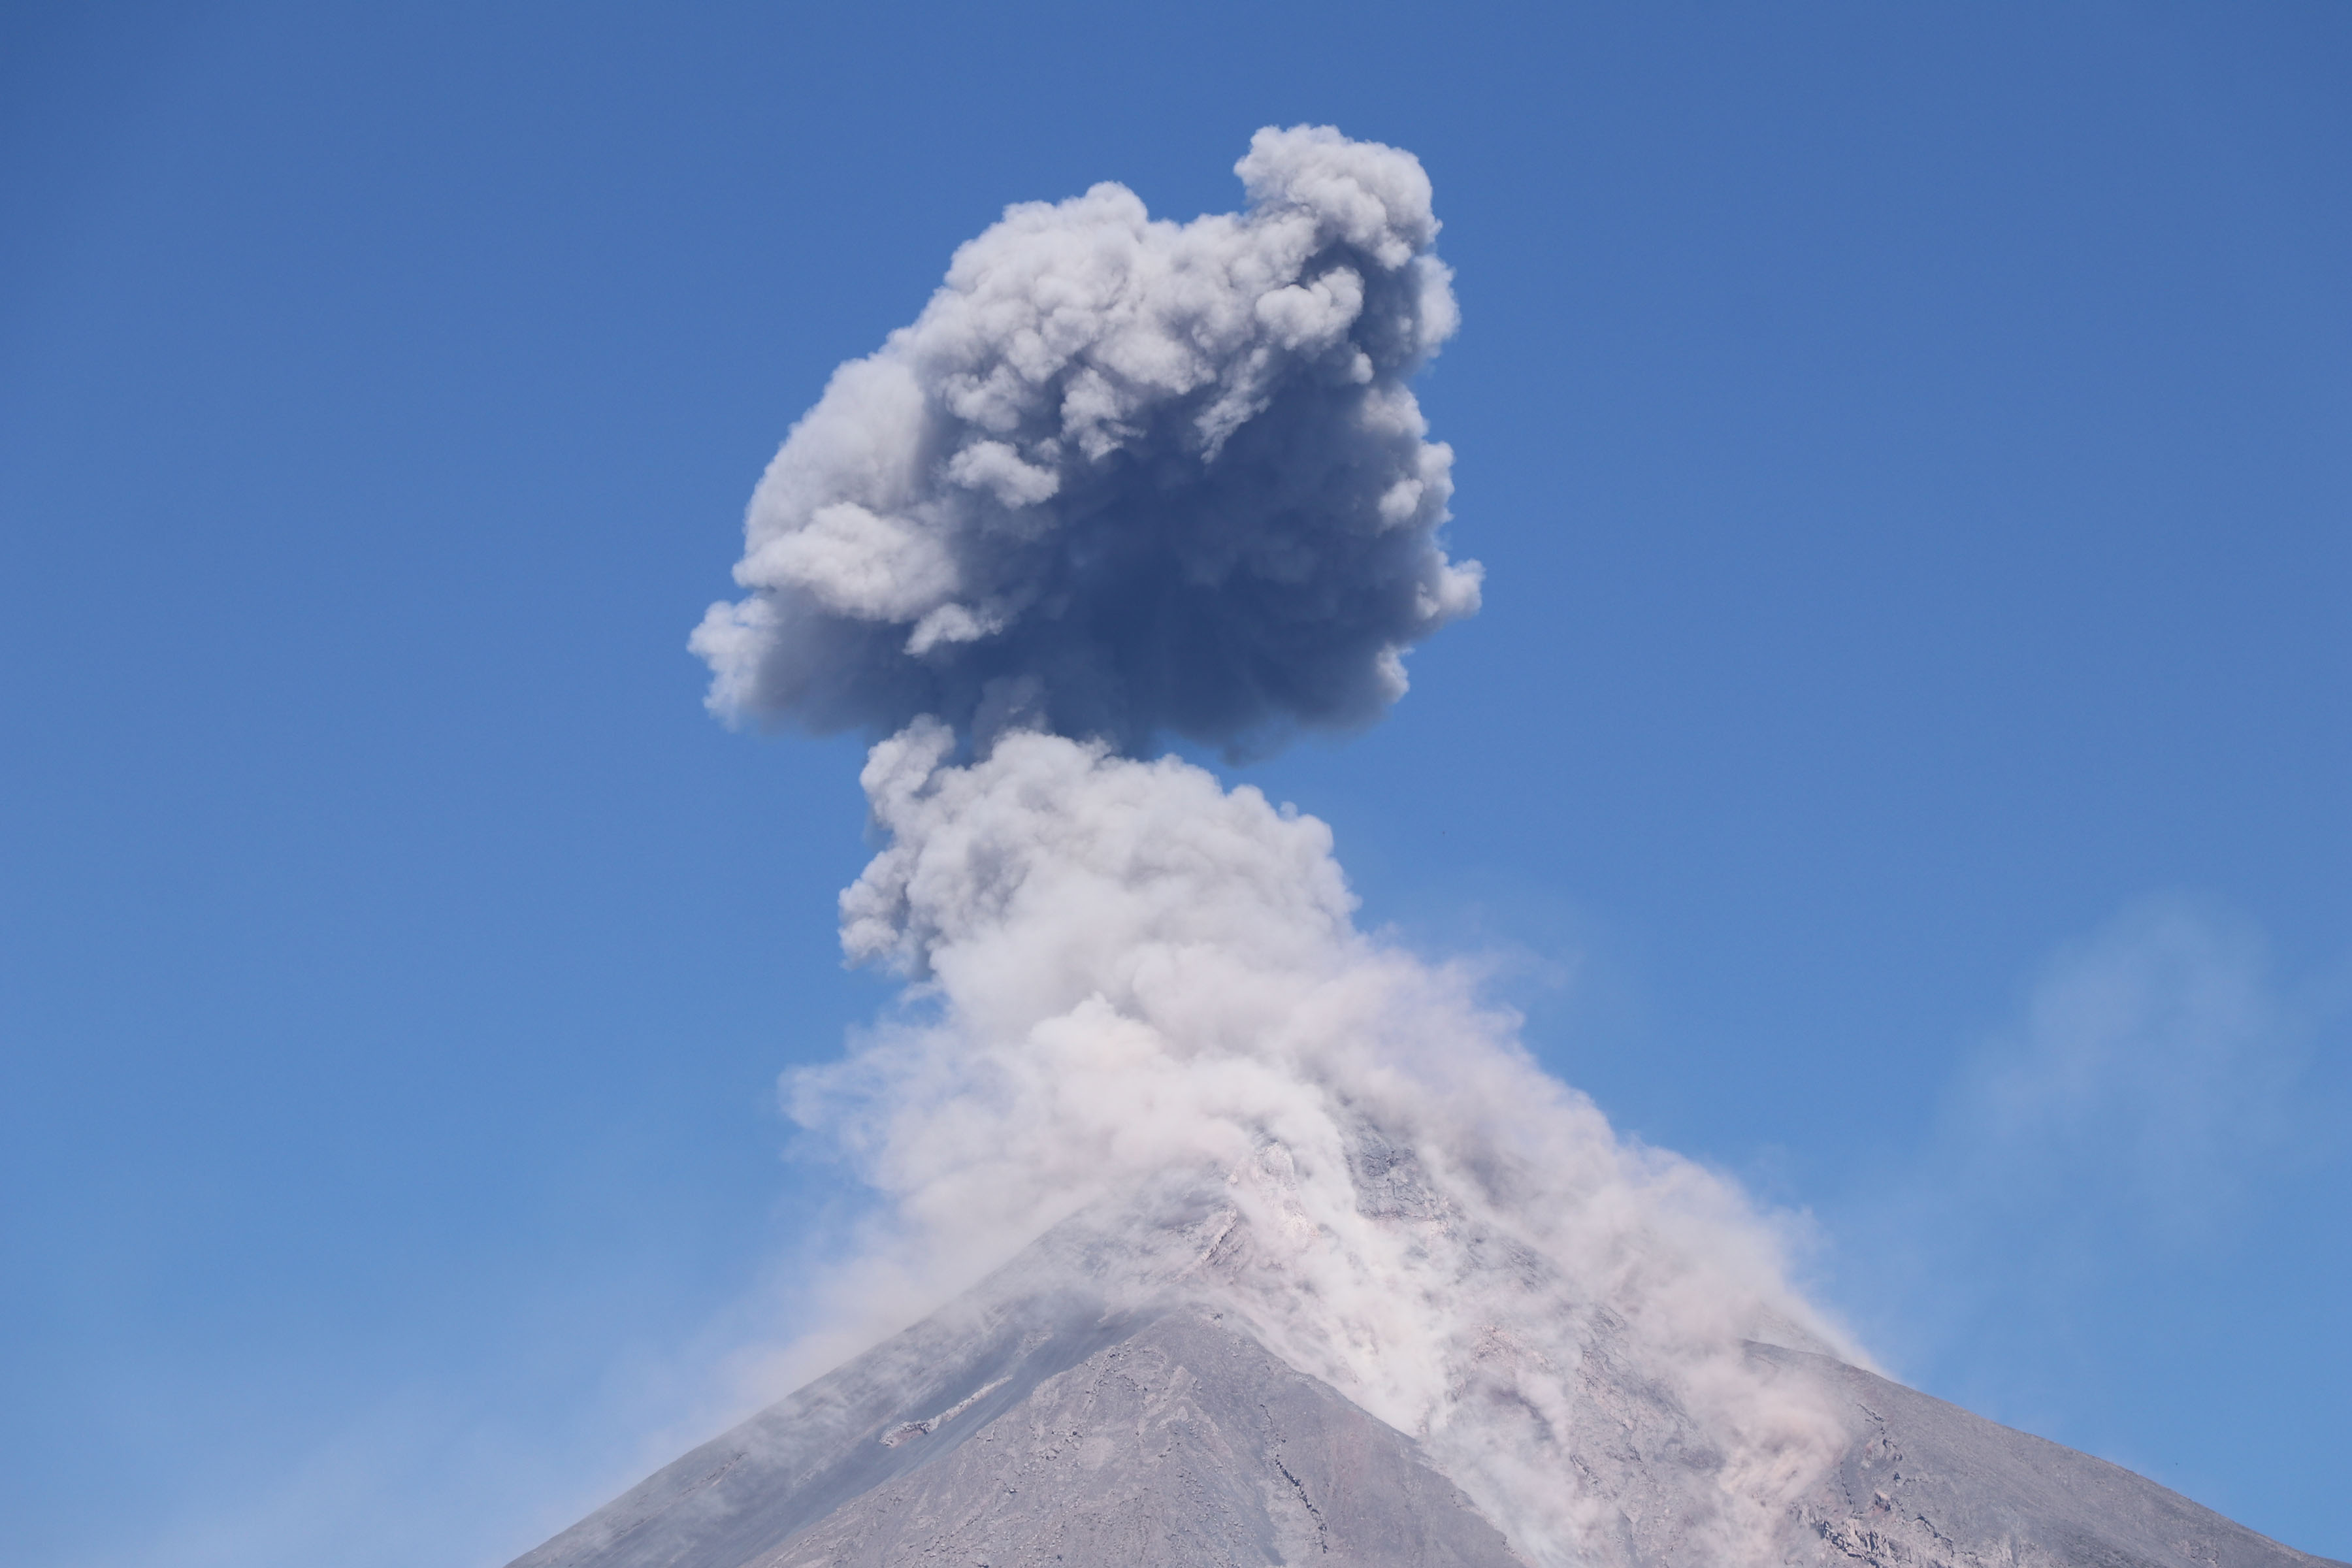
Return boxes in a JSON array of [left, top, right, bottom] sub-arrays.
[[517, 1254, 2339, 1568], [507, 129, 2345, 1568]]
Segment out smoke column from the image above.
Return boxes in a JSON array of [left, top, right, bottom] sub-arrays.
[[700, 128, 1859, 1566]]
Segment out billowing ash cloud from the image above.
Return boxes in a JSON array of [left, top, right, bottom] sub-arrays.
[[691, 125, 1480, 755], [791, 725, 1858, 1566], [706, 131, 1863, 1567]]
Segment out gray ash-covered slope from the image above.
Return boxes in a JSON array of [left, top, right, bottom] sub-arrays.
[[508, 1288, 1516, 1568], [513, 1281, 2339, 1568], [1765, 1346, 2342, 1568]]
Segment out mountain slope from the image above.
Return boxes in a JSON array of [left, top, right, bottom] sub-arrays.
[[511, 1273, 2342, 1568], [509, 1292, 1516, 1568], [1771, 1344, 2339, 1568]]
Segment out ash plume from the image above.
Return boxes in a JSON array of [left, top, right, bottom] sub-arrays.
[[691, 125, 1480, 756], [702, 130, 1859, 1566]]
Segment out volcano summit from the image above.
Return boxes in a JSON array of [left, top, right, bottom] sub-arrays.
[[513, 1230, 2338, 1568], [507, 734, 2342, 1568]]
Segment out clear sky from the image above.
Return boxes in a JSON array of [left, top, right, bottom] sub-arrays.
[[3, 4, 2345, 1565]]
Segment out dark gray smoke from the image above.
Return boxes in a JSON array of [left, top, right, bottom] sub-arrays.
[[691, 126, 1480, 755]]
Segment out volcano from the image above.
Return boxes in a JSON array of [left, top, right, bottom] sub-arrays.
[[572, 125, 2342, 1568], [506, 724, 2344, 1568], [507, 1220, 2340, 1568]]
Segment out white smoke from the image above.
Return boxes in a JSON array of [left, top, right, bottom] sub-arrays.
[[1968, 898, 2304, 1229], [707, 129, 1864, 1565], [1836, 897, 2319, 1371], [691, 125, 1480, 756], [788, 722, 1859, 1565]]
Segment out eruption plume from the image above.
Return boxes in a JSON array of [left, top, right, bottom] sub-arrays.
[[514, 127, 2336, 1568], [698, 129, 1857, 1565]]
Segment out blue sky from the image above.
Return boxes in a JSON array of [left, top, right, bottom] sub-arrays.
[[2, 3, 2345, 1564]]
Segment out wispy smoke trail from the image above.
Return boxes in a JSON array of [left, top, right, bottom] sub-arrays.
[[692, 126, 1479, 756], [707, 130, 1858, 1565], [1969, 898, 2304, 1227], [1837, 898, 2317, 1375]]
